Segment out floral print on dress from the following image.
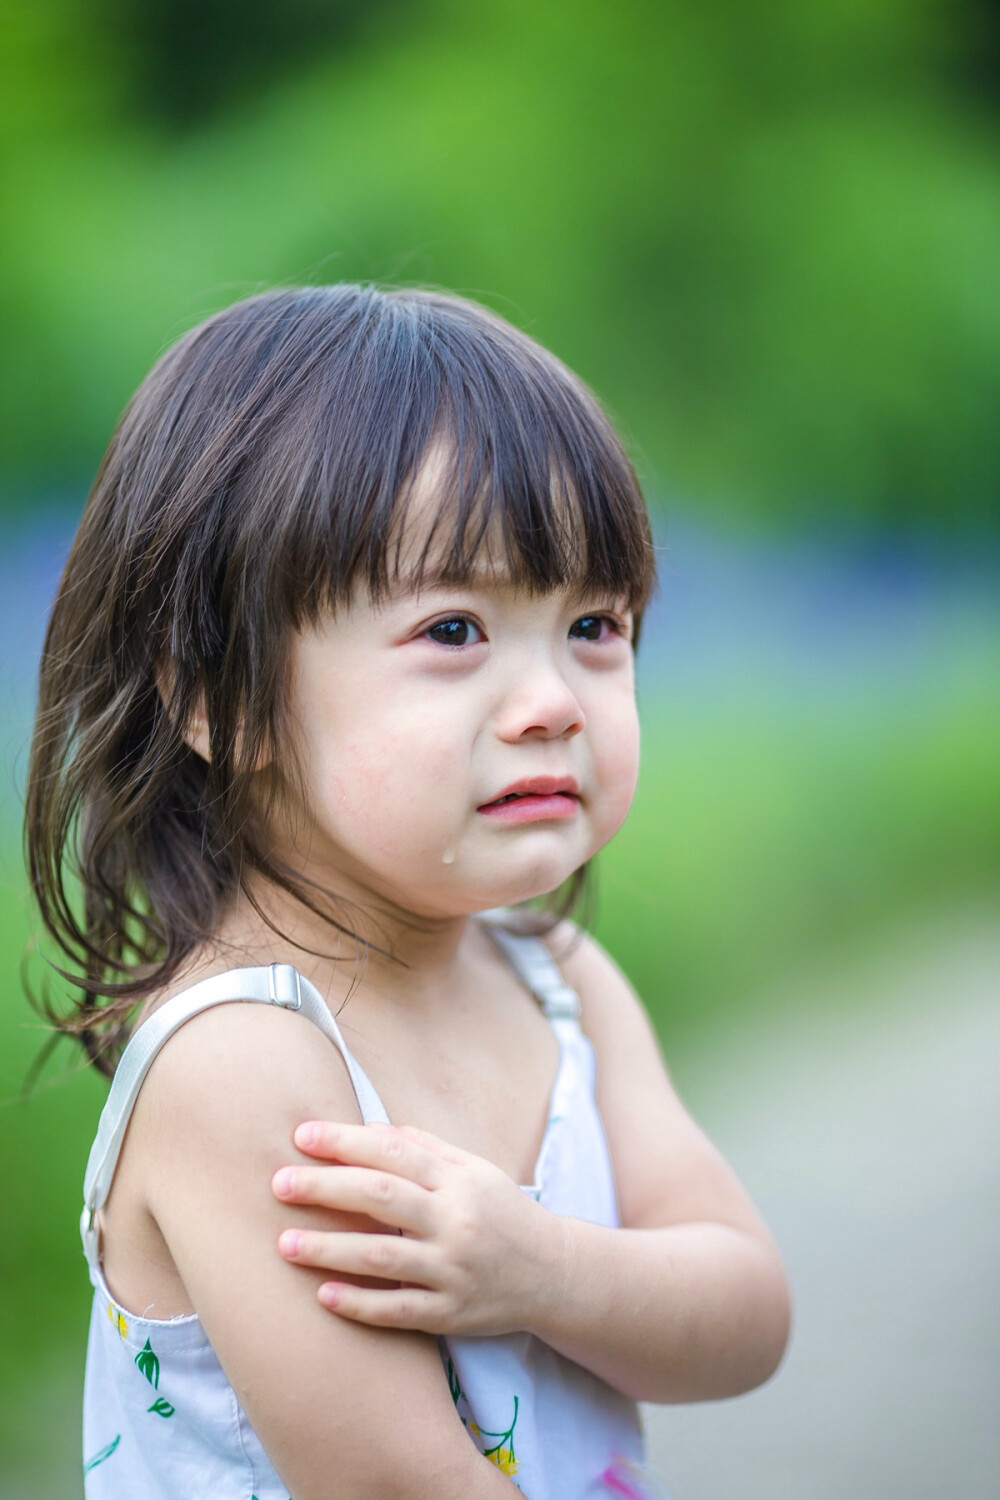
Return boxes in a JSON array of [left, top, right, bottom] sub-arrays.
[[133, 1335, 175, 1417], [600, 1458, 667, 1498], [106, 1301, 128, 1339], [447, 1357, 521, 1485], [83, 1434, 120, 1474], [471, 1396, 520, 1477], [135, 1338, 160, 1388]]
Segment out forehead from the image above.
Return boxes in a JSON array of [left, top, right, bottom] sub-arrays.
[[384, 442, 587, 594]]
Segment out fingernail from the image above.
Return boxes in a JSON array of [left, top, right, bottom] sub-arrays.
[[279, 1230, 302, 1258], [273, 1169, 295, 1198], [319, 1283, 340, 1308], [295, 1122, 319, 1148]]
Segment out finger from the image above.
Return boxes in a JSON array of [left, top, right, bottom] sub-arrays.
[[278, 1228, 438, 1286], [391, 1123, 477, 1166], [272, 1164, 433, 1234], [317, 1281, 446, 1332], [293, 1121, 446, 1189]]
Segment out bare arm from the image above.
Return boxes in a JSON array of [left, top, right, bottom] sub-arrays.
[[133, 1002, 522, 1500], [274, 934, 791, 1405], [515, 929, 792, 1401]]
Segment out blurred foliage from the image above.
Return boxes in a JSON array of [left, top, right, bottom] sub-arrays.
[[0, 0, 998, 525], [105, 0, 410, 128], [597, 683, 1000, 1035]]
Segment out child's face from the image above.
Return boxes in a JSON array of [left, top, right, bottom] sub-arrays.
[[271, 469, 640, 921], [273, 563, 639, 921]]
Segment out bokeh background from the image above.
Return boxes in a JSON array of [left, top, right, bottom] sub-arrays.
[[1, 2, 997, 1495]]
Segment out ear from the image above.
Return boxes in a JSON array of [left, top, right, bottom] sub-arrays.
[[155, 659, 212, 763], [181, 697, 212, 763]]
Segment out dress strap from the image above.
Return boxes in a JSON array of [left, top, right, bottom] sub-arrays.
[[482, 924, 582, 1020], [81, 964, 389, 1267]]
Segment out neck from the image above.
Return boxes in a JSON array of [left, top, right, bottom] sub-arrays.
[[204, 870, 476, 1018]]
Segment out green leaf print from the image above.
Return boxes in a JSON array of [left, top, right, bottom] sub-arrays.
[[135, 1338, 160, 1389], [446, 1355, 467, 1408], [475, 1395, 520, 1479], [83, 1434, 121, 1473], [147, 1397, 175, 1418]]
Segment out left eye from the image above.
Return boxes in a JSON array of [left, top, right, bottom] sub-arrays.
[[569, 615, 613, 642], [426, 616, 483, 647]]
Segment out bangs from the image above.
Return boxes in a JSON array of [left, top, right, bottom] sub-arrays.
[[381, 421, 648, 610], [230, 288, 655, 631]]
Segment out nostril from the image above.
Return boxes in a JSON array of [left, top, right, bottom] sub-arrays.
[[495, 665, 587, 741]]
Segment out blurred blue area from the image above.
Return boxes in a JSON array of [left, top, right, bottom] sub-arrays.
[[4, 504, 997, 815], [638, 517, 999, 708], [0, 508, 78, 819]]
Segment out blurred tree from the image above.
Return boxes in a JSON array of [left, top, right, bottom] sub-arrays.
[[104, 0, 411, 128], [958, 0, 1000, 99], [0, 0, 997, 528]]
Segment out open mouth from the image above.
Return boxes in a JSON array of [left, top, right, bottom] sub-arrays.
[[477, 780, 580, 820], [491, 790, 571, 805]]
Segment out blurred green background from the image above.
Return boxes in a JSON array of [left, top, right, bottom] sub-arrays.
[[1, 0, 997, 1494]]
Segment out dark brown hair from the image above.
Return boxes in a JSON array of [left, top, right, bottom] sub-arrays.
[[25, 285, 655, 1074]]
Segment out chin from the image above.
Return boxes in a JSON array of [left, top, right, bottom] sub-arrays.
[[476, 855, 583, 913]]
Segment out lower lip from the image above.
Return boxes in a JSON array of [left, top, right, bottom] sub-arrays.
[[477, 794, 579, 823]]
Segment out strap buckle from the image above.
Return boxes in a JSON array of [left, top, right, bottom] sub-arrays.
[[542, 983, 581, 1019], [81, 1202, 99, 1261], [268, 964, 302, 1011]]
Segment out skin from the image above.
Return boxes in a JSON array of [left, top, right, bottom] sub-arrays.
[[98, 488, 790, 1498], [270, 939, 792, 1405]]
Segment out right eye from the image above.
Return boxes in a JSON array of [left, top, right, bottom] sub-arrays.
[[425, 616, 484, 647]]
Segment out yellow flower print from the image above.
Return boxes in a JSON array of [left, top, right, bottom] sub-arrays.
[[487, 1447, 518, 1477], [106, 1301, 129, 1339], [447, 1358, 520, 1482]]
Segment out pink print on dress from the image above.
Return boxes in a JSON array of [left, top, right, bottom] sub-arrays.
[[600, 1457, 667, 1498]]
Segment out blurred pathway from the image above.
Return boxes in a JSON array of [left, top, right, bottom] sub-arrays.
[[643, 908, 1000, 1500]]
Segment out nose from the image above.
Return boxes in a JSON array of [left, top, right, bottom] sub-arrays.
[[495, 654, 586, 742]]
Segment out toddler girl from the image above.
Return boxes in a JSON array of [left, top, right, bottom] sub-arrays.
[[25, 285, 790, 1499]]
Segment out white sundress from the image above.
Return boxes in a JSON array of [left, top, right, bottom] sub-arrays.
[[80, 923, 661, 1499]]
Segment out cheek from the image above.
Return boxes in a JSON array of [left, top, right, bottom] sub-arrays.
[[319, 722, 467, 850], [592, 700, 641, 831]]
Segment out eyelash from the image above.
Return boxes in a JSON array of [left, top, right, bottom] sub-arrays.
[[423, 612, 626, 648], [568, 614, 624, 643], [424, 616, 484, 648]]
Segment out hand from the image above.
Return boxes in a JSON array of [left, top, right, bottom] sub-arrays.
[[272, 1121, 562, 1337]]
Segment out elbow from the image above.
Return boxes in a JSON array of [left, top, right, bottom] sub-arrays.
[[749, 1266, 793, 1389], [650, 1241, 794, 1405], [722, 1251, 794, 1399]]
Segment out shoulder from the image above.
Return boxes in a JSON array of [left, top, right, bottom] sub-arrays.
[[542, 925, 779, 1242], [543, 921, 631, 998], [145, 990, 358, 1091], [132, 996, 366, 1195], [542, 924, 698, 1227], [543, 922, 662, 1066]]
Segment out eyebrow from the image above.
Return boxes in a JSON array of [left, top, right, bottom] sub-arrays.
[[387, 558, 518, 596], [385, 564, 630, 612]]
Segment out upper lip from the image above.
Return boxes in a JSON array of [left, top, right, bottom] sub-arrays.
[[480, 776, 580, 807]]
